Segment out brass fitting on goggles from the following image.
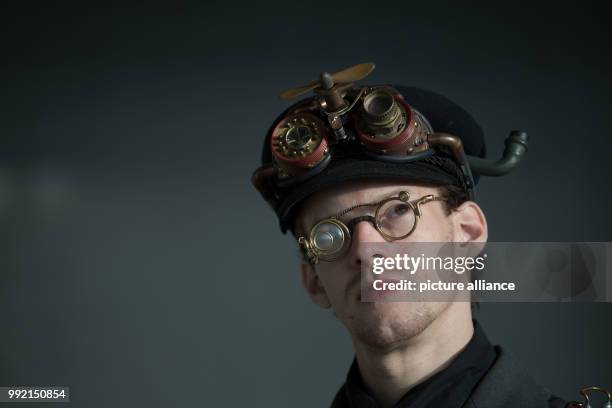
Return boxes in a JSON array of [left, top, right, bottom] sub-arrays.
[[298, 218, 350, 265], [270, 112, 329, 177], [568, 386, 612, 408], [355, 87, 432, 157]]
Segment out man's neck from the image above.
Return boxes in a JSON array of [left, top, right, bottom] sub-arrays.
[[352, 303, 474, 408]]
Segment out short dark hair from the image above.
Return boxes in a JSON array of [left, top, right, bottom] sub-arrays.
[[437, 184, 470, 215]]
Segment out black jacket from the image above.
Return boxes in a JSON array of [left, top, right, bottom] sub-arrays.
[[331, 323, 567, 408]]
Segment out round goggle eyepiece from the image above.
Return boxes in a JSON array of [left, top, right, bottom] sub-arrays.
[[363, 90, 399, 125], [310, 219, 350, 259], [270, 112, 329, 174], [285, 125, 313, 148]]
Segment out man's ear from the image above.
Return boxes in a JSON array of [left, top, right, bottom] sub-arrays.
[[449, 201, 488, 243], [300, 261, 332, 309]]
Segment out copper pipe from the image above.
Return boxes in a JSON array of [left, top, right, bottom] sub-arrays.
[[427, 132, 465, 157]]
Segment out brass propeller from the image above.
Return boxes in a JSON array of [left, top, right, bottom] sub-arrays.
[[279, 62, 375, 100]]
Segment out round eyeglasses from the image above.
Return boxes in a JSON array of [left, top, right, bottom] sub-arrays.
[[298, 191, 443, 264]]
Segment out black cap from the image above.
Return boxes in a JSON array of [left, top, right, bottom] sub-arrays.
[[257, 85, 487, 233]]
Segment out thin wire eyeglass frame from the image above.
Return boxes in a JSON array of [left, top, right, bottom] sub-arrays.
[[297, 191, 444, 264]]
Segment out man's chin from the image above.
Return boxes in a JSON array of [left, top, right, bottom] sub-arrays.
[[345, 302, 437, 351]]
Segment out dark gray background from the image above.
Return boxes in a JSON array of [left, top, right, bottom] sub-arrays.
[[1, 2, 611, 407]]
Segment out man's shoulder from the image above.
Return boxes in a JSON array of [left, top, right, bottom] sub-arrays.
[[463, 345, 567, 408], [329, 345, 569, 408], [330, 384, 348, 408]]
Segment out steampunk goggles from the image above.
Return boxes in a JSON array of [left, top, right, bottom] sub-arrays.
[[252, 62, 530, 211]]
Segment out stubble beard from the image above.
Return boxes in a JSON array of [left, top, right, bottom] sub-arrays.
[[344, 301, 449, 351]]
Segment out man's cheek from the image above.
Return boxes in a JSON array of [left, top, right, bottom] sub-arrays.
[[317, 278, 343, 304], [419, 217, 451, 240]]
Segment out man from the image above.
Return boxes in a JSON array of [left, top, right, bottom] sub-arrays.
[[252, 64, 568, 407]]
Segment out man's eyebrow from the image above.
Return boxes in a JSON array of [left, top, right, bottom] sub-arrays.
[[316, 188, 413, 221]]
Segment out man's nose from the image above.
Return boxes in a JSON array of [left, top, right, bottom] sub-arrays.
[[348, 220, 388, 268]]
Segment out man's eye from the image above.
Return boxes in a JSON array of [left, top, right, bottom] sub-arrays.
[[384, 204, 410, 220]]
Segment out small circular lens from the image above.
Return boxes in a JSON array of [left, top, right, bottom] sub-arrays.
[[362, 90, 400, 126], [285, 125, 312, 148], [376, 199, 417, 239], [314, 231, 335, 251], [366, 93, 394, 117], [310, 220, 349, 258]]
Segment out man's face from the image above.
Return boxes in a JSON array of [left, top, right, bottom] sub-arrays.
[[296, 179, 486, 351]]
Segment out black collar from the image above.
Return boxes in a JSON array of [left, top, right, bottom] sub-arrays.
[[333, 321, 497, 408]]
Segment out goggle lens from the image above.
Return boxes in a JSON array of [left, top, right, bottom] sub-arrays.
[[376, 199, 417, 239], [311, 220, 348, 256]]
